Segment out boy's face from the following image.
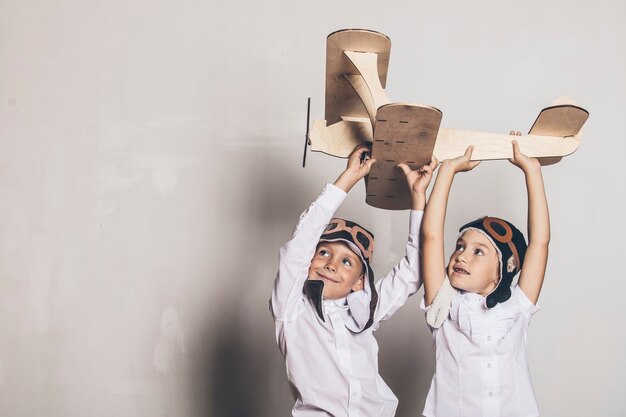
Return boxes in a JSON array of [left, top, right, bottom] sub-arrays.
[[308, 241, 365, 300], [447, 230, 500, 296]]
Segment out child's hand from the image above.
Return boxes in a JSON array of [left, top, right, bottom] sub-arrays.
[[398, 158, 439, 210], [333, 145, 377, 193], [509, 140, 541, 173], [397, 158, 439, 195], [440, 146, 481, 174], [346, 145, 377, 177]]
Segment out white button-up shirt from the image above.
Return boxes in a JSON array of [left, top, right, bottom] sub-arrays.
[[271, 184, 423, 417], [421, 285, 540, 417]]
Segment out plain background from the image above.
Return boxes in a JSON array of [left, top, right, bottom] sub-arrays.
[[1, 0, 625, 416]]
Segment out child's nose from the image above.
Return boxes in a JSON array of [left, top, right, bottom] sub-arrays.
[[324, 260, 337, 272]]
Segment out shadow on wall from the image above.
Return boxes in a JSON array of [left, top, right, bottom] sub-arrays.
[[190, 139, 302, 416], [209, 318, 263, 416], [377, 307, 436, 417], [189, 288, 286, 417]]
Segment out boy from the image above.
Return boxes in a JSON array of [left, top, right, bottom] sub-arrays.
[[271, 145, 436, 416]]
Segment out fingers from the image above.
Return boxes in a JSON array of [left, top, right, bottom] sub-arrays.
[[460, 146, 479, 170], [397, 163, 420, 179], [510, 140, 521, 162], [348, 145, 375, 170], [354, 147, 368, 160], [462, 146, 478, 169], [351, 144, 371, 161], [396, 163, 411, 176], [468, 160, 481, 169], [508, 140, 539, 169], [397, 157, 438, 179], [364, 158, 377, 169]]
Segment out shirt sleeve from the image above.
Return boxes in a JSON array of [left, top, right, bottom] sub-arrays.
[[512, 285, 540, 317], [370, 210, 423, 330], [419, 297, 437, 337], [270, 183, 347, 322]]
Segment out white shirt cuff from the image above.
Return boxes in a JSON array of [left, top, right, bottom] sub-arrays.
[[318, 183, 348, 211]]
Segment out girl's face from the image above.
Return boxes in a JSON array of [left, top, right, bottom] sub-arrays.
[[448, 230, 500, 296]]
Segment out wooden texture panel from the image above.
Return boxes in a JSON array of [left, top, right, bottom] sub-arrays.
[[325, 29, 391, 125], [433, 103, 588, 161], [366, 103, 442, 210], [529, 102, 589, 165], [309, 117, 372, 157], [343, 74, 378, 125], [433, 128, 582, 161], [343, 51, 391, 124], [528, 104, 588, 136]]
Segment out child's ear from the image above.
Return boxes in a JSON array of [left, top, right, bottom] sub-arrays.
[[506, 255, 517, 273], [351, 275, 365, 292]]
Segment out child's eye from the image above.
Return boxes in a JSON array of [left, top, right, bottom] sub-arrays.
[[319, 249, 330, 257], [455, 244, 464, 252], [474, 249, 484, 256], [342, 258, 353, 267]]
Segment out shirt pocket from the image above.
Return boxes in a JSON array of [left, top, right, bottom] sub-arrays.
[[492, 308, 517, 341], [450, 299, 472, 338], [452, 301, 517, 343]]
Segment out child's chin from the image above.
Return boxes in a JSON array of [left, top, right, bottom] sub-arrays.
[[450, 278, 468, 291], [324, 291, 350, 300]]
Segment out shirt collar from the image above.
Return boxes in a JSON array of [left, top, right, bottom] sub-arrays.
[[324, 297, 349, 313], [459, 291, 489, 311]]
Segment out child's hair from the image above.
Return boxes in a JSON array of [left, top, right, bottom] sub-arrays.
[[458, 216, 527, 308]]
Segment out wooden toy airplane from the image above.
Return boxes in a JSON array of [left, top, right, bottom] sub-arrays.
[[307, 29, 589, 210]]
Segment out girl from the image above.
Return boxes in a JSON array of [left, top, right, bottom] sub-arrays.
[[420, 141, 550, 417]]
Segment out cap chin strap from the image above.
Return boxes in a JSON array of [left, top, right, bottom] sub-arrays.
[[303, 273, 374, 333], [486, 281, 512, 308], [303, 280, 325, 322], [345, 288, 370, 332], [427, 277, 459, 328], [427, 277, 514, 327]]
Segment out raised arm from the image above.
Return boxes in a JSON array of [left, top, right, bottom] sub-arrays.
[[509, 140, 550, 304], [334, 146, 377, 193], [422, 147, 480, 306], [271, 145, 376, 320], [371, 159, 438, 325]]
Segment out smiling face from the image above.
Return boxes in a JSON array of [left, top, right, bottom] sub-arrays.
[[448, 230, 500, 296], [308, 241, 365, 300]]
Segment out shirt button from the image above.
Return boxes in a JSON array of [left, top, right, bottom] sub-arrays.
[[487, 335, 492, 341], [487, 363, 492, 368], [488, 392, 494, 398]]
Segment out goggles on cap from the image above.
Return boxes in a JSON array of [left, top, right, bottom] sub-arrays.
[[481, 217, 521, 272], [322, 218, 374, 260]]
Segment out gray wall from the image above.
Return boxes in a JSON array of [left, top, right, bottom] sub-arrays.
[[1, 0, 625, 416]]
